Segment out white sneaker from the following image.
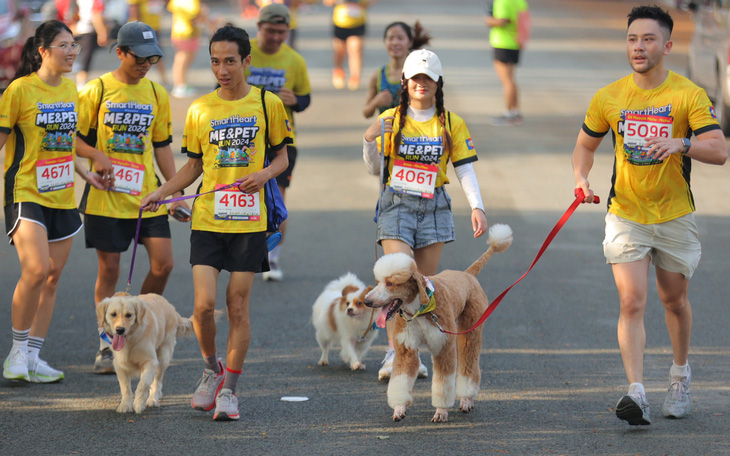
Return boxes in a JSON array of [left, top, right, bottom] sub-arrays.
[[3, 348, 29, 382], [662, 366, 692, 418], [378, 348, 395, 381], [615, 385, 651, 425], [213, 388, 240, 421], [262, 262, 283, 282], [171, 85, 197, 99], [27, 356, 64, 383]]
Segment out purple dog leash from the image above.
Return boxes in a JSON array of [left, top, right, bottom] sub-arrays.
[[125, 183, 238, 293]]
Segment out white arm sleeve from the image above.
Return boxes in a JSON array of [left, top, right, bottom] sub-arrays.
[[455, 163, 485, 212], [363, 136, 381, 176]]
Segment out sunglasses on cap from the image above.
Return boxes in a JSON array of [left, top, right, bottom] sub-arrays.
[[126, 52, 161, 65]]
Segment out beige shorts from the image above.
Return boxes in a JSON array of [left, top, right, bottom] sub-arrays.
[[603, 212, 701, 279]]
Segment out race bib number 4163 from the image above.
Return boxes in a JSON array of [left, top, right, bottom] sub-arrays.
[[36, 155, 74, 193], [214, 184, 261, 220], [389, 159, 438, 198]]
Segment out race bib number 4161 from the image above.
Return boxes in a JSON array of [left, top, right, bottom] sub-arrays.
[[389, 159, 438, 198]]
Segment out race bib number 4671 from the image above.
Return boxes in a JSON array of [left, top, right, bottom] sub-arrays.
[[36, 155, 74, 193], [389, 159, 438, 198]]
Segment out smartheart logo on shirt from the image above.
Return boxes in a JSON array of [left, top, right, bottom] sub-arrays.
[[209, 115, 260, 168], [36, 102, 77, 152], [398, 135, 443, 164], [247, 67, 287, 92], [103, 100, 155, 155]]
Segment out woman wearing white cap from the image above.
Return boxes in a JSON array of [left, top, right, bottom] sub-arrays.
[[362, 49, 488, 381]]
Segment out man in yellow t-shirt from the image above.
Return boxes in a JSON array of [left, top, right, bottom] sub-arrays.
[[246, 3, 311, 281], [76, 21, 189, 374], [485, 0, 529, 126], [573, 6, 727, 426], [141, 25, 292, 422]]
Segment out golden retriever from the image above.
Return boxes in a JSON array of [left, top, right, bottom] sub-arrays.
[[364, 224, 513, 422], [96, 292, 195, 414], [312, 273, 376, 371]]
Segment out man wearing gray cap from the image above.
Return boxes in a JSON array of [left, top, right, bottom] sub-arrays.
[[75, 21, 190, 374], [247, 3, 311, 282]]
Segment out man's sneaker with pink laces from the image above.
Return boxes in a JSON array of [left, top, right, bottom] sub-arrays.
[[191, 361, 225, 411], [213, 388, 240, 421]]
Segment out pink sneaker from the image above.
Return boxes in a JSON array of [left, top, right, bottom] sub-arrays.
[[191, 361, 225, 411]]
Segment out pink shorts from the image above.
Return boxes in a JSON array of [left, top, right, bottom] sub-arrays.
[[172, 37, 200, 53]]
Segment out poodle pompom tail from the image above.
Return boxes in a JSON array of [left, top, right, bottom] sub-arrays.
[[487, 223, 513, 253]]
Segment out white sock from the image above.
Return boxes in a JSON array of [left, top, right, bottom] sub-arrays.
[[27, 336, 43, 361], [628, 382, 645, 395], [508, 109, 521, 117], [11, 327, 29, 354], [269, 244, 282, 264], [670, 361, 690, 377]]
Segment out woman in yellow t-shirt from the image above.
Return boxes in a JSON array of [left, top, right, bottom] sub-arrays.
[[362, 49, 488, 380], [0, 20, 110, 384], [323, 0, 374, 91]]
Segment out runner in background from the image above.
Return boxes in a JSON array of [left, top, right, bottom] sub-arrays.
[[323, 0, 375, 91], [246, 3, 311, 281]]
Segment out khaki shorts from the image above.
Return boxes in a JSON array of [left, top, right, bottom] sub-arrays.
[[603, 212, 701, 279]]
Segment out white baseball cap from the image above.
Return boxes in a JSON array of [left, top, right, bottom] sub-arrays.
[[402, 49, 443, 81]]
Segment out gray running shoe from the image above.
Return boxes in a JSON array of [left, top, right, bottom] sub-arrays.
[[662, 367, 692, 419], [615, 386, 651, 425], [191, 362, 225, 411], [94, 348, 115, 374], [213, 388, 240, 421]]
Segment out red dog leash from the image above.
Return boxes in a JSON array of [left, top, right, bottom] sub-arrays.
[[433, 189, 600, 336]]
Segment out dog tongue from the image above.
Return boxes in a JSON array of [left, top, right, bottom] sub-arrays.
[[375, 307, 389, 329], [112, 334, 126, 351]]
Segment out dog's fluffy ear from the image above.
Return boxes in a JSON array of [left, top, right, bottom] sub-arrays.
[[133, 298, 147, 325], [96, 299, 109, 328], [341, 284, 359, 297], [417, 273, 430, 305]]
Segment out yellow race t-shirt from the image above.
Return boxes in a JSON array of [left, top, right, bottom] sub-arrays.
[[167, 0, 201, 40], [582, 71, 721, 224], [77, 73, 172, 218], [182, 87, 292, 233], [246, 38, 311, 146], [376, 108, 478, 195], [0, 73, 78, 209], [332, 1, 367, 29]]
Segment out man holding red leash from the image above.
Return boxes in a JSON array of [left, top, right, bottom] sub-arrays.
[[573, 5, 726, 426]]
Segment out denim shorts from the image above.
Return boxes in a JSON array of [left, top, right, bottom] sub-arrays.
[[376, 186, 455, 249], [603, 212, 701, 279]]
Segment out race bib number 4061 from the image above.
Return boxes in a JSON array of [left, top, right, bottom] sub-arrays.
[[214, 184, 261, 220], [36, 155, 74, 193], [389, 159, 438, 198]]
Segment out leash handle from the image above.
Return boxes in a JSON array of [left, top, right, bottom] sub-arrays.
[[126, 182, 240, 292], [440, 189, 600, 335]]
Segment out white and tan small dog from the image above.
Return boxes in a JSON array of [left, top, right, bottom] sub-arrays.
[[365, 224, 513, 423], [312, 273, 376, 371], [96, 292, 195, 414]]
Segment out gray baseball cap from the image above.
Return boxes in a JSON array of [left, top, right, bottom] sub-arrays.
[[116, 21, 163, 57]]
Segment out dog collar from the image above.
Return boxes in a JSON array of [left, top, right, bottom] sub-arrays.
[[400, 277, 436, 321], [99, 330, 113, 344]]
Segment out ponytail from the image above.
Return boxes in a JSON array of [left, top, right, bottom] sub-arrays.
[[410, 21, 432, 51], [11, 20, 73, 82]]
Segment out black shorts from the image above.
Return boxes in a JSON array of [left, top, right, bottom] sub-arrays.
[[84, 214, 170, 252], [4, 202, 82, 243], [190, 230, 269, 273], [493, 48, 520, 65], [333, 24, 366, 41], [267, 145, 297, 188]]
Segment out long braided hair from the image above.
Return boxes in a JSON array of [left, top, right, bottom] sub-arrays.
[[392, 75, 452, 157]]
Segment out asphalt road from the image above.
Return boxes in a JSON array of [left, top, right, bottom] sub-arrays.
[[1, 1, 729, 455]]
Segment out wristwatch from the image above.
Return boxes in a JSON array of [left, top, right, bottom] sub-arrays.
[[681, 138, 691, 154]]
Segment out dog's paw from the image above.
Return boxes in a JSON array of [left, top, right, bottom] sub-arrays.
[[318, 359, 329, 366], [459, 397, 474, 413], [147, 397, 161, 408], [133, 398, 147, 414], [392, 405, 407, 422], [116, 401, 134, 413], [431, 408, 449, 423], [350, 361, 365, 371]]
